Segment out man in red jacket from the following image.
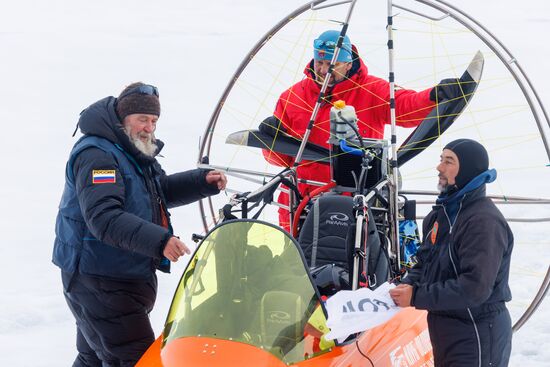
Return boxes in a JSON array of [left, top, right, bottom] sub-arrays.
[[263, 30, 441, 230]]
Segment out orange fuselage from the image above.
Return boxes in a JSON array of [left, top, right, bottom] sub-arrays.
[[136, 308, 433, 367]]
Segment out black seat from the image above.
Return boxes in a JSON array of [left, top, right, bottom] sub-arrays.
[[298, 194, 353, 269], [298, 194, 389, 290]]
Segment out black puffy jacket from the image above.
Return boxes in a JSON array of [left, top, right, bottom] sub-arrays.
[[53, 97, 219, 279]]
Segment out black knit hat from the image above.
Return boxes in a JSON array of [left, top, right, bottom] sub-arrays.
[[444, 138, 489, 188], [116, 82, 160, 121]]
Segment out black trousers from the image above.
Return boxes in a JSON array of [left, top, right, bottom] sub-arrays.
[[62, 271, 157, 367], [428, 307, 512, 367]]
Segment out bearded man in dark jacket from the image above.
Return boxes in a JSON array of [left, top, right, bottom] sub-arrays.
[[53, 82, 227, 367], [390, 139, 513, 367]]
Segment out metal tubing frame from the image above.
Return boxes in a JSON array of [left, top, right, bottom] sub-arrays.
[[294, 0, 358, 166], [403, 190, 550, 222], [196, 1, 549, 329], [197, 163, 327, 187], [352, 197, 365, 291], [415, 215, 550, 223], [402, 189, 550, 201], [386, 0, 401, 273], [197, 0, 329, 231], [402, 1, 550, 331], [512, 265, 550, 332], [197, 0, 550, 232], [311, 0, 352, 10], [393, 3, 449, 21], [410, 0, 550, 157], [291, 0, 358, 230]]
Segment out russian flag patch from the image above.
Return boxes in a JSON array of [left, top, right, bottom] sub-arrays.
[[92, 170, 116, 184]]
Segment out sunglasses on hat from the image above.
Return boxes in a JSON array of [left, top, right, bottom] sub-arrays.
[[118, 84, 159, 100], [313, 39, 352, 53]]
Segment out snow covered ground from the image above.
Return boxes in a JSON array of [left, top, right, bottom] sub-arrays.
[[0, 0, 548, 365]]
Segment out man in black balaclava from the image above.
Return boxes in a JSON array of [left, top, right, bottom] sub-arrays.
[[390, 139, 514, 367], [437, 138, 490, 194]]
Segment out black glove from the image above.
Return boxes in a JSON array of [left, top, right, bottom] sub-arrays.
[[259, 116, 287, 136], [430, 78, 464, 102]]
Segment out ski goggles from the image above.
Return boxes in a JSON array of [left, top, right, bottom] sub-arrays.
[[313, 39, 352, 62], [118, 84, 159, 100]]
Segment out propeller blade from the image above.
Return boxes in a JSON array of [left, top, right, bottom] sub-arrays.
[[397, 51, 484, 166]]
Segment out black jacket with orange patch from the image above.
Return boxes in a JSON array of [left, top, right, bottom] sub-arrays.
[[403, 183, 513, 318]]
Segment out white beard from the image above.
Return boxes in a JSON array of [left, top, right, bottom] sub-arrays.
[[437, 176, 448, 193], [124, 126, 158, 157]]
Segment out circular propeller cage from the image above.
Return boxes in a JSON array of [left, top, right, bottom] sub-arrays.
[[197, 0, 550, 332]]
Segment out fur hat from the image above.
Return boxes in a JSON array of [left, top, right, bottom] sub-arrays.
[[116, 82, 160, 121]]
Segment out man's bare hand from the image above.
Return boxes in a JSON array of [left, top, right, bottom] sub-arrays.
[[206, 170, 227, 190], [163, 236, 191, 262], [389, 284, 413, 308]]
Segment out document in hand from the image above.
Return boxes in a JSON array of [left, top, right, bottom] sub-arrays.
[[325, 282, 401, 341]]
